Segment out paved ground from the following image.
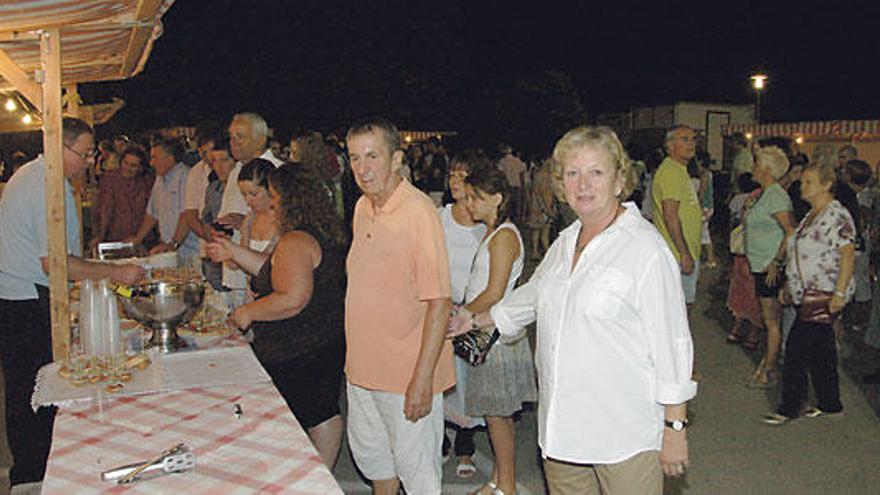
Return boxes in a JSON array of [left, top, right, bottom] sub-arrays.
[[329, 265, 880, 494], [3, 260, 880, 494]]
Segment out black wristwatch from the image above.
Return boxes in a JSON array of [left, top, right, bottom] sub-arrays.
[[664, 419, 689, 431]]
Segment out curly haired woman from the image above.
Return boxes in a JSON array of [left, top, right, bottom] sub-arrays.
[[207, 162, 347, 468]]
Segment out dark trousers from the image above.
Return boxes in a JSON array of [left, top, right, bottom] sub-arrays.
[[442, 423, 477, 457], [0, 285, 57, 484], [778, 318, 843, 417]]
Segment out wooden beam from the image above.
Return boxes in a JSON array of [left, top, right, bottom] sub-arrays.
[[119, 0, 165, 76], [65, 83, 80, 116], [0, 45, 42, 112], [41, 28, 70, 362], [0, 31, 40, 42]]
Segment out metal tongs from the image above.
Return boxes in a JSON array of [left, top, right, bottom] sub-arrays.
[[101, 442, 195, 484]]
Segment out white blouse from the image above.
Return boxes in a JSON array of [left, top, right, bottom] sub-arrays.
[[440, 204, 487, 304], [490, 203, 697, 464]]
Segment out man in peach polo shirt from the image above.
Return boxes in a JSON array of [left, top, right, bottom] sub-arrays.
[[345, 118, 455, 495]]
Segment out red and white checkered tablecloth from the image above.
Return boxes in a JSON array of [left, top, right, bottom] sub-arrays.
[[42, 381, 342, 493]]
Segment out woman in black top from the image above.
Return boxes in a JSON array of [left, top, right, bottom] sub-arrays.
[[206, 163, 347, 469]]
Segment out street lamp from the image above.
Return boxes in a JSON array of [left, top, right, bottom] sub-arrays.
[[750, 74, 768, 122]]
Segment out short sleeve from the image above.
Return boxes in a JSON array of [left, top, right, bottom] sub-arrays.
[[184, 164, 203, 210], [33, 185, 49, 258], [146, 178, 159, 219], [655, 166, 690, 205], [830, 205, 856, 250], [768, 186, 792, 215], [410, 203, 451, 301], [652, 168, 672, 203], [177, 167, 190, 211]]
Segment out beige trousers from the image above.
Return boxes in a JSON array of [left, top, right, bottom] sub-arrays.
[[544, 450, 662, 495]]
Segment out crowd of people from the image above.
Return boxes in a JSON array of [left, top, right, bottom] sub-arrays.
[[2, 111, 879, 493], [716, 135, 880, 424]]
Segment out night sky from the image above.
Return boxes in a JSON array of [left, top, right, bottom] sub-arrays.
[[83, 0, 880, 142]]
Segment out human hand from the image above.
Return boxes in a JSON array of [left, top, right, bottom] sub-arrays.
[[113, 264, 146, 286], [766, 262, 779, 285], [447, 306, 473, 338], [404, 373, 433, 422], [205, 237, 234, 263], [680, 254, 695, 275], [660, 428, 689, 477], [217, 213, 245, 230], [231, 305, 253, 331], [779, 289, 792, 306], [149, 243, 170, 255], [829, 294, 845, 314]]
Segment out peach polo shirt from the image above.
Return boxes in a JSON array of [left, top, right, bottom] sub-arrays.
[[345, 180, 455, 395]]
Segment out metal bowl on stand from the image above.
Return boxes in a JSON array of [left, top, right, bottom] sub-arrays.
[[118, 280, 206, 353]]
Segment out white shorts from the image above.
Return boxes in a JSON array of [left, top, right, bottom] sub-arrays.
[[681, 260, 700, 304], [346, 381, 444, 494]]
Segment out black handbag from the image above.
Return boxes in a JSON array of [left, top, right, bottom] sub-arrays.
[[453, 328, 500, 366]]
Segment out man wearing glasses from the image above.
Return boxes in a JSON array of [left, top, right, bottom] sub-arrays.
[[0, 118, 144, 486], [651, 124, 702, 306]]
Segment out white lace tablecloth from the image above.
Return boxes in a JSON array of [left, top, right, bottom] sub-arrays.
[[32, 345, 271, 410]]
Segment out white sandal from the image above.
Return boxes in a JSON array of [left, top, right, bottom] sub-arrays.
[[456, 459, 477, 478], [469, 481, 506, 495]]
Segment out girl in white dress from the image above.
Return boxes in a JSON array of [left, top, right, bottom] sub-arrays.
[[460, 166, 537, 495]]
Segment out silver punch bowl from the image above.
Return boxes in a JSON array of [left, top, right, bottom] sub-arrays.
[[118, 279, 206, 353]]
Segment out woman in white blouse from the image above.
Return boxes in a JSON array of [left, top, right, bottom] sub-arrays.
[[450, 126, 697, 494], [439, 151, 487, 478]]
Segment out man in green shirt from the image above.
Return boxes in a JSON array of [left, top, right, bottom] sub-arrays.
[[651, 125, 702, 305]]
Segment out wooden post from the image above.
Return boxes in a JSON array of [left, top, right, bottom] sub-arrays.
[[41, 28, 70, 361]]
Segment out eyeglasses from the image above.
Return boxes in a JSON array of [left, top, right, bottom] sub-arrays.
[[64, 144, 98, 160]]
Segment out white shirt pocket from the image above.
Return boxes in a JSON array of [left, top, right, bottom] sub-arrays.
[[579, 267, 632, 320]]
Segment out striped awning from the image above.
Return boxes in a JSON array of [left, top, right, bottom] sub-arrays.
[[723, 120, 880, 138], [400, 130, 458, 143], [0, 0, 175, 92]]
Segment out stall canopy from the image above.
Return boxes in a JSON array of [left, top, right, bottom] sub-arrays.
[[0, 0, 176, 361], [0, 0, 174, 101], [723, 119, 880, 140]]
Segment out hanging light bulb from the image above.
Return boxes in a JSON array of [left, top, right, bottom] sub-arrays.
[[4, 98, 15, 112], [22, 113, 32, 124]]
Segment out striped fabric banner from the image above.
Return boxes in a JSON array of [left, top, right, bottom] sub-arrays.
[[722, 120, 880, 138]]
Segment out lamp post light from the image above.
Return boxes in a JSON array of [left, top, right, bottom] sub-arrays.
[[750, 74, 768, 123]]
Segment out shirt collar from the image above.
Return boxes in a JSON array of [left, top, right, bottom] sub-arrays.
[[562, 202, 641, 244], [161, 162, 185, 183], [664, 156, 688, 168], [368, 178, 408, 215]]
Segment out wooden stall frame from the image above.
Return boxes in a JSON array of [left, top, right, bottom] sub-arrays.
[[41, 28, 70, 361]]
